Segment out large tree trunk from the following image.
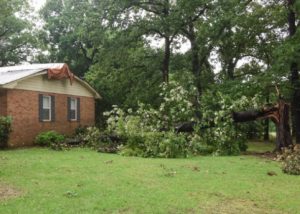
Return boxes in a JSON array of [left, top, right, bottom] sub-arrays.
[[276, 100, 293, 149], [186, 22, 202, 119], [162, 36, 170, 83], [287, 0, 300, 143], [290, 63, 300, 142], [232, 100, 293, 150], [227, 59, 235, 80], [188, 22, 201, 95]]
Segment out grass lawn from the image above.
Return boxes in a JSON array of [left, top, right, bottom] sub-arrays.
[[1, 145, 300, 214], [247, 141, 275, 153]]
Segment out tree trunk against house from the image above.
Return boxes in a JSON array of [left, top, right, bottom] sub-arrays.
[[288, 0, 300, 143]]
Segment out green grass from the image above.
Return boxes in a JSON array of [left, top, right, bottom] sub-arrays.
[[247, 141, 275, 153], [1, 148, 300, 214]]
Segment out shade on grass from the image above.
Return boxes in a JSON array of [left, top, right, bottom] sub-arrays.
[[0, 148, 300, 214]]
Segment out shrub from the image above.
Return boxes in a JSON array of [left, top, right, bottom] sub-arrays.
[[278, 145, 300, 175], [0, 116, 12, 149], [35, 131, 65, 147]]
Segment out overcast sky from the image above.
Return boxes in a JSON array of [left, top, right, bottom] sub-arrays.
[[30, 0, 46, 11]]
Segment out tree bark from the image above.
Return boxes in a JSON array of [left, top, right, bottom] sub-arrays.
[[162, 36, 170, 83], [287, 0, 300, 143], [184, 22, 202, 118], [188, 22, 201, 94], [227, 59, 236, 80]]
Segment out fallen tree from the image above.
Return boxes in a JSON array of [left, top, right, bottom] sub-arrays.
[[232, 99, 292, 151], [176, 99, 292, 151]]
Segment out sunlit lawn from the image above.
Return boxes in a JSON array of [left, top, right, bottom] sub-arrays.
[[0, 145, 300, 214]]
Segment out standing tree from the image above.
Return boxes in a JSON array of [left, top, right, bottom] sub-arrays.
[[40, 0, 111, 77], [0, 0, 35, 66]]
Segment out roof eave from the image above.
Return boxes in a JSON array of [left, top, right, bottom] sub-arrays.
[[74, 76, 102, 99]]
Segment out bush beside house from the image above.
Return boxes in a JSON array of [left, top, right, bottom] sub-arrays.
[[0, 116, 12, 149]]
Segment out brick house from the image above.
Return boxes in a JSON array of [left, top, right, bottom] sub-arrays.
[[0, 63, 101, 147]]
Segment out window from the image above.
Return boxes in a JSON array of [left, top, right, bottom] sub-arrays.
[[39, 94, 55, 122], [70, 98, 77, 120], [42, 96, 51, 121], [68, 97, 80, 121]]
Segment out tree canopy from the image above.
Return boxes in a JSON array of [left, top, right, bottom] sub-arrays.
[[2, 0, 300, 145]]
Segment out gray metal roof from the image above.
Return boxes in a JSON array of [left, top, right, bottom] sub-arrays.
[[0, 63, 65, 85]]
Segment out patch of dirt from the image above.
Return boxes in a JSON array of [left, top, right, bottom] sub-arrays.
[[0, 184, 22, 201], [199, 198, 286, 214]]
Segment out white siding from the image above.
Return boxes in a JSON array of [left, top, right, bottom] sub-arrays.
[[6, 74, 95, 98]]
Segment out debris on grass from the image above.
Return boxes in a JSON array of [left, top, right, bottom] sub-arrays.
[[164, 171, 177, 177], [267, 171, 277, 176], [192, 166, 200, 172], [64, 190, 78, 198], [160, 164, 177, 177], [104, 160, 113, 164], [0, 184, 22, 201]]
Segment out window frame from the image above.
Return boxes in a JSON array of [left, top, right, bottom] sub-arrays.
[[69, 97, 77, 121], [42, 95, 52, 122]]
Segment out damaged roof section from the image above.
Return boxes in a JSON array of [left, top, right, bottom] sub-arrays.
[[0, 63, 101, 99], [0, 63, 69, 85]]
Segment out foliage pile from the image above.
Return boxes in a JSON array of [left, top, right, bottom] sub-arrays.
[[278, 145, 300, 175], [73, 126, 123, 153], [0, 116, 12, 149], [95, 82, 260, 157], [76, 126, 100, 147], [101, 82, 195, 158], [35, 131, 66, 151]]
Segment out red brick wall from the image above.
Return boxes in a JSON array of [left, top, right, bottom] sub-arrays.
[[6, 89, 95, 147], [0, 90, 7, 116]]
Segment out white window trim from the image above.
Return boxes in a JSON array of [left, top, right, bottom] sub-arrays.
[[70, 97, 77, 121], [42, 95, 51, 122]]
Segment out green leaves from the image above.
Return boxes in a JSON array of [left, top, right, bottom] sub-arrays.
[[0, 0, 35, 66]]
